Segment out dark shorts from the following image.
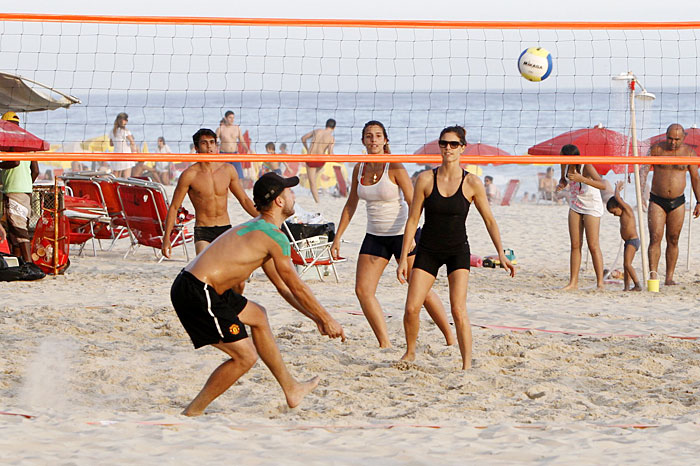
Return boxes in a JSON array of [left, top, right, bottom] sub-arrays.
[[194, 225, 232, 243], [412, 243, 471, 277], [171, 270, 249, 349], [306, 162, 325, 169], [624, 237, 641, 251], [359, 229, 420, 261], [649, 192, 685, 214]]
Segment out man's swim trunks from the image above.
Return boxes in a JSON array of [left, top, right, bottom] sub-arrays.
[[624, 237, 641, 251], [193, 225, 232, 243], [171, 270, 249, 349], [2, 193, 31, 245], [649, 192, 685, 214]]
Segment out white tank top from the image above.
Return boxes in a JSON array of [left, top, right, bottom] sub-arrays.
[[356, 163, 408, 236], [567, 171, 604, 217]]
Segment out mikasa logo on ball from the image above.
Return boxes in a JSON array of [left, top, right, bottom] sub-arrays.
[[518, 47, 553, 82]]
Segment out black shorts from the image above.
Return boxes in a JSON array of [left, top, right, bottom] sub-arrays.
[[171, 270, 249, 349], [624, 238, 641, 251], [194, 225, 232, 243], [358, 229, 420, 261], [412, 243, 471, 277]]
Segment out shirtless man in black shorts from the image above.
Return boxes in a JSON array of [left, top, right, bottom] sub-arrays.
[[162, 129, 258, 259], [170, 172, 345, 416], [640, 124, 700, 285]]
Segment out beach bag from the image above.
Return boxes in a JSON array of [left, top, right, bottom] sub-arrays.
[[283, 222, 336, 242], [0, 252, 46, 282]]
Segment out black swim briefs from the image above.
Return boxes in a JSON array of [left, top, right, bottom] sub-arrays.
[[193, 225, 232, 243], [171, 270, 249, 349], [649, 192, 685, 214], [624, 237, 641, 251]]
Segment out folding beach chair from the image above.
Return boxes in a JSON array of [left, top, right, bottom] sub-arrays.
[[63, 195, 112, 256], [115, 178, 194, 262], [61, 173, 131, 250], [500, 179, 520, 206], [281, 222, 345, 282]]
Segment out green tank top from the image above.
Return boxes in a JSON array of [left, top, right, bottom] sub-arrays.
[[236, 218, 290, 256], [1, 161, 33, 193]]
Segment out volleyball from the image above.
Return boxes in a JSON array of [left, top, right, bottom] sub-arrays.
[[518, 47, 553, 82]]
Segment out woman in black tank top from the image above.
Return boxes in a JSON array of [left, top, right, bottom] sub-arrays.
[[397, 126, 516, 370]]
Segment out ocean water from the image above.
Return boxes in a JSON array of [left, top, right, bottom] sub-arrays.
[[23, 89, 700, 195]]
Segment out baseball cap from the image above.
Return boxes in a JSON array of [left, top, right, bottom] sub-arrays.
[[253, 172, 299, 209], [1, 111, 20, 124]]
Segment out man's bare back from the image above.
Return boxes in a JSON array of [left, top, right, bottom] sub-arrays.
[[306, 128, 335, 155], [186, 220, 279, 294]]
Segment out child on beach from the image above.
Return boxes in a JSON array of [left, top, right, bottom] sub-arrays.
[[606, 181, 642, 291], [557, 144, 607, 290]]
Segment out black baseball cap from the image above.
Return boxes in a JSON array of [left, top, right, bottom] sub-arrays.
[[253, 172, 299, 209]]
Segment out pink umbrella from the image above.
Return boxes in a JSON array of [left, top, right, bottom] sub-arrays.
[[0, 120, 50, 152], [527, 125, 632, 175], [415, 140, 511, 166]]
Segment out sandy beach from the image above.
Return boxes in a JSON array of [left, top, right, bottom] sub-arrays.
[[2, 185, 700, 464]]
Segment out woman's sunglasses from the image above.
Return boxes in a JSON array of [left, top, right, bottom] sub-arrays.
[[438, 140, 463, 149]]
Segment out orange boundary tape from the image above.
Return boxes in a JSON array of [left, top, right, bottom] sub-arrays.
[[0, 412, 677, 430], [1, 14, 700, 30], [335, 309, 700, 340], [2, 153, 699, 165]]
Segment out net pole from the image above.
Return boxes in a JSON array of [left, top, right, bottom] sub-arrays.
[[629, 83, 650, 288]]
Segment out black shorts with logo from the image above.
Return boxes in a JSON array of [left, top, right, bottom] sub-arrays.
[[171, 270, 249, 349]]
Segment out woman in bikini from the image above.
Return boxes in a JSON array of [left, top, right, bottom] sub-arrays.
[[397, 125, 515, 370], [330, 121, 455, 348]]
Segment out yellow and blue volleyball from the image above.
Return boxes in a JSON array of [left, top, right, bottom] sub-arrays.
[[518, 47, 553, 82]]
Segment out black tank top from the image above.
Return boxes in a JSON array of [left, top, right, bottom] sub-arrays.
[[418, 168, 471, 253]]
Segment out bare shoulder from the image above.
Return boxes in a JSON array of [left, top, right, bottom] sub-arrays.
[[649, 142, 664, 156], [388, 162, 406, 172], [465, 172, 484, 186], [681, 144, 697, 157]]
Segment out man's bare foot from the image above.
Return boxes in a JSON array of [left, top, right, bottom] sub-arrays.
[[596, 283, 605, 290], [665, 280, 677, 286], [562, 283, 578, 291], [285, 376, 320, 408], [400, 350, 416, 362], [630, 284, 642, 291]]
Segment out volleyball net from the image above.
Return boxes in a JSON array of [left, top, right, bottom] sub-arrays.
[[1, 13, 700, 166]]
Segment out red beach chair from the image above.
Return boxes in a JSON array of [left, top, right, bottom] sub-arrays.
[[500, 179, 520, 206], [115, 179, 194, 262]]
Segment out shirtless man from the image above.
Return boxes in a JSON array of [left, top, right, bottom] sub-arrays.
[[301, 118, 336, 203], [640, 124, 700, 285], [162, 129, 258, 259], [216, 110, 249, 180], [170, 172, 345, 416]]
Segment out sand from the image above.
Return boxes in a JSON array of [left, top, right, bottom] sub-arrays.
[[1, 185, 700, 464]]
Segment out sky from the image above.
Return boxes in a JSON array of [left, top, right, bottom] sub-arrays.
[[4, 0, 700, 22]]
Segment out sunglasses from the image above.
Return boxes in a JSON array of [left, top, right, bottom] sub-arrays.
[[438, 140, 463, 149]]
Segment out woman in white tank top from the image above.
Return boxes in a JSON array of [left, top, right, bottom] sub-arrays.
[[557, 144, 607, 290], [330, 121, 454, 348]]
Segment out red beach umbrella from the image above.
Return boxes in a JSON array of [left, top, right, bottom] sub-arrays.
[[0, 120, 50, 152], [643, 127, 700, 157], [527, 124, 631, 175], [415, 140, 511, 166]]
